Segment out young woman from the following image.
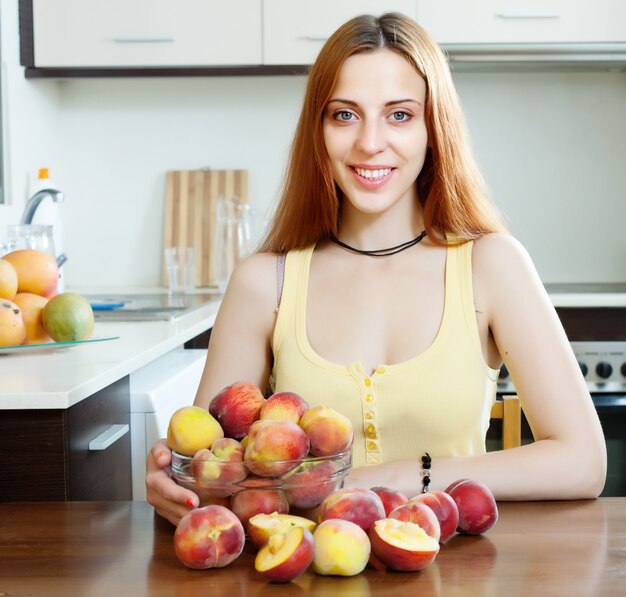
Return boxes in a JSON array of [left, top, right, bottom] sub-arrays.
[[146, 13, 606, 526]]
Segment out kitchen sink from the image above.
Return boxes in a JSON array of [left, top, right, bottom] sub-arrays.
[[86, 292, 221, 321]]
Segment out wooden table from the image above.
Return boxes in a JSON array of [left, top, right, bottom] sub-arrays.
[[1, 499, 625, 596]]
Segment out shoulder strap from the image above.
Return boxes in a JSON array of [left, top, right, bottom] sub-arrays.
[[276, 253, 286, 310]]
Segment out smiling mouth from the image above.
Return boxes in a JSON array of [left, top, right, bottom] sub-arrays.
[[353, 167, 393, 180]]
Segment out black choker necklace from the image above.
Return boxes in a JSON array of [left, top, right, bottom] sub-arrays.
[[330, 230, 427, 257]]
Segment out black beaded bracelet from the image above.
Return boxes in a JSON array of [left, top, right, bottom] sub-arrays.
[[421, 452, 431, 493]]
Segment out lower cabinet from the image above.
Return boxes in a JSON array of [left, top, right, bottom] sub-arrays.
[[0, 376, 131, 502]]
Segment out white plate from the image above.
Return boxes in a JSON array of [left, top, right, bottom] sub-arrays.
[[0, 336, 120, 355]]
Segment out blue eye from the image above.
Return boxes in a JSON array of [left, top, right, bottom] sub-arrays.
[[391, 111, 410, 122], [336, 111, 355, 121]]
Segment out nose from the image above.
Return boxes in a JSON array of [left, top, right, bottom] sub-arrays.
[[355, 118, 386, 155]]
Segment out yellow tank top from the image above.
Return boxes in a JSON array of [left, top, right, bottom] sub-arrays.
[[271, 242, 499, 469]]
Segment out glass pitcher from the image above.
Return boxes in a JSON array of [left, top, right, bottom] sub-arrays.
[[212, 196, 265, 292], [1, 224, 56, 259]]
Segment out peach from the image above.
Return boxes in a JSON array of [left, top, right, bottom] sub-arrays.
[[260, 391, 309, 423], [282, 459, 337, 509], [369, 518, 440, 572], [174, 505, 245, 569], [445, 479, 498, 535], [191, 438, 247, 496], [371, 486, 409, 516], [0, 259, 18, 300], [254, 527, 315, 583], [313, 518, 371, 576], [388, 501, 441, 541], [2, 249, 59, 297], [244, 419, 309, 477], [318, 487, 385, 532], [230, 488, 289, 528], [12, 292, 51, 344], [209, 381, 266, 439], [167, 405, 224, 456], [298, 405, 354, 457], [408, 490, 460, 542], [248, 512, 317, 549], [0, 299, 26, 347]]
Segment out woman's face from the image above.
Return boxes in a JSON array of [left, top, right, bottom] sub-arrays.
[[322, 48, 428, 218]]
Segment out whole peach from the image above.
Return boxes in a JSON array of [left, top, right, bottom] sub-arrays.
[[408, 490, 460, 542], [255, 527, 315, 583], [167, 406, 224, 456], [299, 406, 353, 457], [371, 486, 409, 516], [318, 487, 385, 532], [282, 459, 338, 509], [230, 487, 289, 528], [244, 419, 309, 477], [369, 518, 440, 572], [445, 479, 498, 535], [174, 505, 245, 569], [191, 438, 247, 497], [209, 381, 266, 439], [313, 519, 371, 576], [388, 501, 441, 541], [260, 391, 309, 423]]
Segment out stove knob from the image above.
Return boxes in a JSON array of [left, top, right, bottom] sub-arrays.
[[578, 362, 588, 377], [596, 362, 613, 379], [621, 362, 626, 378], [499, 364, 509, 379]]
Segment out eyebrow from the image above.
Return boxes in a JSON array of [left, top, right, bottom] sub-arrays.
[[327, 98, 423, 107]]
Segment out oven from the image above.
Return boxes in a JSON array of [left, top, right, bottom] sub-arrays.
[[496, 291, 626, 497]]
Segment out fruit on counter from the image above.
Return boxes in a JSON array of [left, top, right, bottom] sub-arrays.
[[312, 518, 371, 576], [209, 381, 266, 439], [445, 478, 498, 535], [317, 487, 386, 532], [2, 249, 59, 297], [260, 391, 309, 424], [248, 512, 317, 549], [282, 459, 338, 509], [0, 259, 18, 300], [254, 526, 315, 583], [191, 438, 247, 495], [371, 486, 409, 517], [174, 504, 245, 569], [167, 405, 224, 457], [368, 517, 440, 572], [230, 486, 289, 529], [244, 419, 310, 477], [41, 292, 94, 342], [407, 490, 460, 542], [298, 405, 354, 457], [388, 501, 441, 541], [12, 292, 51, 344], [0, 299, 27, 346]]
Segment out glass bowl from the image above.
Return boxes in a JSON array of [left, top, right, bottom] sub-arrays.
[[171, 448, 352, 512]]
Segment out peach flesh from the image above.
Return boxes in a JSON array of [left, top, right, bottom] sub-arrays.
[[255, 527, 315, 583]]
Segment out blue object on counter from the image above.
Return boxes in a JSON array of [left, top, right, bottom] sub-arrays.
[[90, 301, 125, 311]]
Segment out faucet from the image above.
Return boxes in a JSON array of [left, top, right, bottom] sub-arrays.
[[20, 188, 64, 225]]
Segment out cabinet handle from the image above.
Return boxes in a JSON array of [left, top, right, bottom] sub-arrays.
[[496, 12, 560, 20], [88, 424, 129, 451], [302, 34, 329, 42], [113, 36, 175, 43]]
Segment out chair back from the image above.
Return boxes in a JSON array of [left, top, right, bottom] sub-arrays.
[[490, 395, 522, 449]]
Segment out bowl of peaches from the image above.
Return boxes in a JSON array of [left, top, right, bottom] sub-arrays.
[[168, 382, 354, 525]]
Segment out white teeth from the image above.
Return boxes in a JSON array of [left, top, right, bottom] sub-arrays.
[[354, 167, 391, 180]]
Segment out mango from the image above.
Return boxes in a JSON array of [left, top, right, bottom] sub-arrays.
[[0, 299, 27, 346], [13, 292, 51, 344], [0, 259, 18, 300], [2, 249, 59, 297], [42, 292, 94, 342]]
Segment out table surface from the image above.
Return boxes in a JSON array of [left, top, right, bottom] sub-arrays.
[[1, 499, 625, 597]]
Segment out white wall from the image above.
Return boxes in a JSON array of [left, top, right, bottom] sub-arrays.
[[2, 2, 625, 287]]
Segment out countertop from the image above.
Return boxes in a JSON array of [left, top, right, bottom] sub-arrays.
[[0, 291, 221, 410], [0, 499, 624, 596], [546, 282, 626, 307]]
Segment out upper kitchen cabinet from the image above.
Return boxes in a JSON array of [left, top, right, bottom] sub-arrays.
[[21, 0, 262, 70], [263, 0, 417, 66], [416, 0, 626, 44]]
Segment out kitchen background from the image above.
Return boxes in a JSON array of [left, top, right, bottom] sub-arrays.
[[1, 0, 625, 289]]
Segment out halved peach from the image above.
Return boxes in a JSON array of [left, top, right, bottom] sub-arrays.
[[255, 527, 315, 583], [248, 512, 317, 549]]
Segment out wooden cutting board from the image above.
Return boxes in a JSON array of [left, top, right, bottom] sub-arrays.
[[162, 169, 248, 287]]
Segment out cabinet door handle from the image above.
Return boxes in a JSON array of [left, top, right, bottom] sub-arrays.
[[89, 424, 129, 451], [113, 36, 175, 43], [496, 12, 560, 20]]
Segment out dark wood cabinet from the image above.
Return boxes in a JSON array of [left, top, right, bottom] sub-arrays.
[[0, 376, 131, 502]]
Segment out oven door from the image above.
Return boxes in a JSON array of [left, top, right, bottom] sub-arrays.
[[593, 394, 626, 497]]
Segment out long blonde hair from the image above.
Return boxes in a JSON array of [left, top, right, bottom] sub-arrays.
[[260, 12, 505, 253]]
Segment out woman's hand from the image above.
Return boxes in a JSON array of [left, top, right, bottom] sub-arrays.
[[145, 438, 199, 526]]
